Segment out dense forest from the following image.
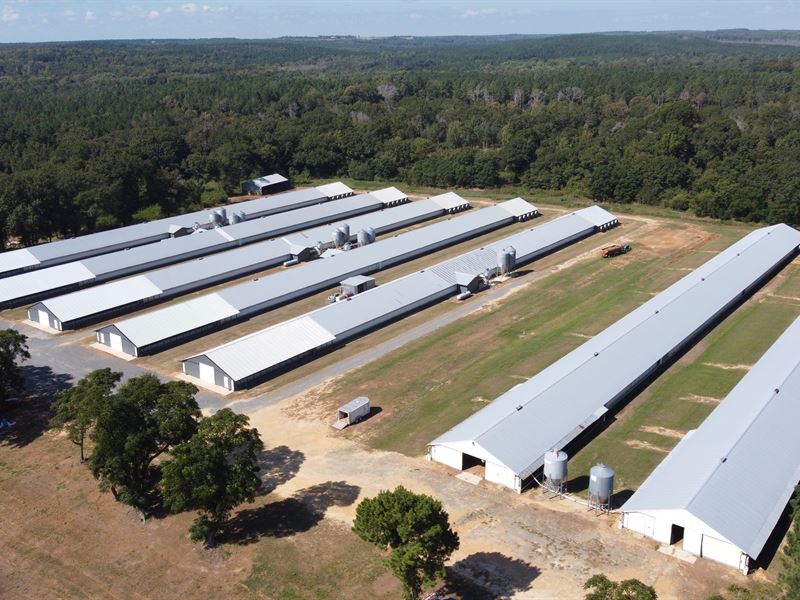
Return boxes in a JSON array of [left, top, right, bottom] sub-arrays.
[[2, 31, 800, 246]]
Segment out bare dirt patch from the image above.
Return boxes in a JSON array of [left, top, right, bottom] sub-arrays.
[[702, 362, 753, 371], [625, 439, 670, 453], [639, 426, 685, 439], [680, 394, 721, 405]]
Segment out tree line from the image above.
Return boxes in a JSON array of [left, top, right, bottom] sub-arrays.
[[2, 34, 800, 247]]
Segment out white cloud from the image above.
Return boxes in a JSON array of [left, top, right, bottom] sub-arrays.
[[1, 5, 20, 21], [463, 7, 499, 18], [181, 3, 197, 13], [409, 12, 423, 20], [84, 10, 96, 22], [164, 6, 173, 13], [62, 9, 78, 19], [147, 9, 159, 19]]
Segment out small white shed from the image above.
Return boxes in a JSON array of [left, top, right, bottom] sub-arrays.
[[334, 396, 370, 429]]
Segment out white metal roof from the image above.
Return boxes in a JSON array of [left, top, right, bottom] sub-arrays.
[[498, 197, 539, 219], [108, 196, 518, 351], [428, 192, 471, 212], [35, 277, 163, 322], [368, 186, 408, 205], [0, 249, 39, 271], [247, 173, 288, 187], [577, 204, 621, 228], [3, 191, 382, 308], [622, 314, 800, 559], [196, 316, 336, 381], [0, 181, 358, 277], [39, 195, 444, 326], [112, 294, 239, 348], [340, 275, 375, 286], [430, 224, 800, 480], [182, 206, 613, 384], [339, 396, 369, 412], [0, 261, 95, 304], [316, 182, 353, 198]]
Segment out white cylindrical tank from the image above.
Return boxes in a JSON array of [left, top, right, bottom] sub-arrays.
[[230, 212, 243, 224], [498, 246, 517, 275], [366, 227, 376, 243], [209, 212, 221, 226], [543, 450, 568, 486], [339, 224, 350, 240], [215, 208, 227, 224], [589, 463, 615, 505]]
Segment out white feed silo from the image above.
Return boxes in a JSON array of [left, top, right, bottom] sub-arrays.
[[543, 449, 568, 494], [588, 463, 615, 512]]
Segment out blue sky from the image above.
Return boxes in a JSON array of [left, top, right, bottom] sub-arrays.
[[1, 0, 799, 43]]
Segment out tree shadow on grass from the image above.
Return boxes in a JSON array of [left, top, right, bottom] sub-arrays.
[[444, 552, 541, 600], [0, 366, 72, 448], [258, 445, 305, 494], [222, 480, 360, 545]]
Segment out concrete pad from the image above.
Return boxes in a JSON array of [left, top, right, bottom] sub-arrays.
[[455, 471, 482, 485], [23, 319, 61, 335], [674, 549, 698, 564], [90, 342, 136, 362], [173, 372, 233, 397]]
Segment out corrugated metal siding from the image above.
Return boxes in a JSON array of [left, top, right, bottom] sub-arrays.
[[622, 314, 800, 559], [108, 197, 515, 354], [110, 294, 239, 348], [192, 316, 336, 382], [0, 182, 352, 277], [0, 191, 377, 307], [48, 198, 446, 331], [0, 261, 96, 306], [39, 277, 163, 324], [430, 224, 800, 481], [182, 205, 612, 388]]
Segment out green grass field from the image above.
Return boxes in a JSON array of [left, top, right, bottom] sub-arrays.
[[312, 220, 771, 460], [568, 274, 800, 495], [311, 211, 800, 505]]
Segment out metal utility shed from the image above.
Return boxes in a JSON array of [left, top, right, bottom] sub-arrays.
[[0, 181, 351, 279], [428, 224, 800, 492], [334, 397, 371, 429], [241, 173, 290, 195], [340, 275, 377, 296], [180, 206, 614, 391], [103, 198, 532, 358], [2, 190, 382, 309], [620, 314, 800, 574]]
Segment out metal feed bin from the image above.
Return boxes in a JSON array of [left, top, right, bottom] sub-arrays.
[[588, 463, 615, 512], [543, 450, 568, 493], [497, 246, 517, 275]]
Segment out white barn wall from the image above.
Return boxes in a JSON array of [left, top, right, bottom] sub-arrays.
[[485, 462, 520, 491], [429, 445, 464, 471]]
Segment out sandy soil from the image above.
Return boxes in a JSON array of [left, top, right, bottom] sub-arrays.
[[241, 398, 741, 600]]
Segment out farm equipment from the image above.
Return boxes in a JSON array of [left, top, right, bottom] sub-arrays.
[[601, 243, 631, 258]]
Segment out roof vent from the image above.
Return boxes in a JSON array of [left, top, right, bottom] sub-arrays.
[[516, 405, 523, 411]]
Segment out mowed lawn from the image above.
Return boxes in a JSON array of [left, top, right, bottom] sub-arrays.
[[313, 219, 760, 458], [569, 266, 800, 497]]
